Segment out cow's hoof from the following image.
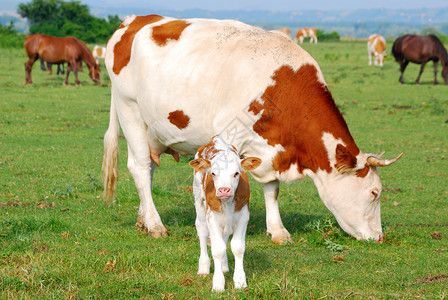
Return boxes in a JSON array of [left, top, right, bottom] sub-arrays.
[[271, 236, 294, 245], [269, 231, 294, 245], [135, 218, 168, 237], [149, 226, 168, 238]]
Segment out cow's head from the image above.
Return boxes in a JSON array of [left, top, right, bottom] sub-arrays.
[[313, 139, 402, 242], [190, 153, 261, 200]]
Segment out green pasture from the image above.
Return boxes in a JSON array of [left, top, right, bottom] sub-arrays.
[[1, 40, 447, 299]]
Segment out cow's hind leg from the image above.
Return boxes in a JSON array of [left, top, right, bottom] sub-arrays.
[[116, 96, 168, 238], [263, 180, 293, 244]]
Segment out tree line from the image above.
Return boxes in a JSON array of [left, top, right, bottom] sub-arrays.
[[0, 0, 121, 48]]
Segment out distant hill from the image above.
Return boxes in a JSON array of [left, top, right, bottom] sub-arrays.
[[5, 6, 448, 38]]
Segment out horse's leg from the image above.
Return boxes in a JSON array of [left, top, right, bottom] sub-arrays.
[[399, 59, 409, 84], [433, 61, 439, 85], [263, 180, 293, 244], [24, 54, 37, 84], [40, 59, 46, 71], [64, 64, 71, 85], [47, 63, 53, 75], [415, 62, 426, 85], [70, 60, 81, 86]]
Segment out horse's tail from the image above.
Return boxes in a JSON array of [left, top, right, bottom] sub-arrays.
[[391, 36, 404, 62], [101, 93, 120, 204]]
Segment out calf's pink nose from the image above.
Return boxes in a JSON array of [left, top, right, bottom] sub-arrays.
[[217, 187, 232, 198]]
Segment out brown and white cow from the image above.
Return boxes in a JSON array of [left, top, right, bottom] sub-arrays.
[[295, 27, 317, 44], [367, 34, 386, 66], [92, 45, 106, 64], [102, 15, 402, 244], [189, 135, 261, 291], [271, 28, 291, 38]]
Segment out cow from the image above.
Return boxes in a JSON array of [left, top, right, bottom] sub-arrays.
[[189, 135, 262, 291], [92, 45, 106, 64], [368, 34, 387, 66], [102, 15, 402, 245], [295, 27, 318, 44], [272, 28, 291, 38]]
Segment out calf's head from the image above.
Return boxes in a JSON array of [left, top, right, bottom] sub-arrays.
[[190, 152, 261, 200]]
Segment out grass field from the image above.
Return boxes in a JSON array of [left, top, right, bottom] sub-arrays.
[[1, 39, 447, 299]]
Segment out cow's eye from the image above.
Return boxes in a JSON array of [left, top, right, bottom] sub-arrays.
[[234, 172, 239, 177], [371, 188, 379, 199], [211, 172, 216, 177]]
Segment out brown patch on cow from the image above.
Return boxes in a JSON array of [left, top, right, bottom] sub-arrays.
[[97, 47, 103, 57], [234, 172, 250, 212], [251, 64, 359, 174], [152, 20, 190, 46], [204, 174, 221, 212], [168, 110, 190, 129], [248, 99, 263, 115], [355, 164, 370, 178], [113, 15, 164, 75]]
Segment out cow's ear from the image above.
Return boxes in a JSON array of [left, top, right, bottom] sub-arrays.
[[189, 158, 211, 172], [241, 157, 262, 171], [335, 144, 357, 174]]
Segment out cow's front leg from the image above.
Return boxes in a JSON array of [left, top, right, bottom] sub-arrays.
[[263, 180, 293, 244]]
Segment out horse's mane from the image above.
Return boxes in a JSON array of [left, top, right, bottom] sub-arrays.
[[428, 34, 448, 65], [73, 37, 96, 66]]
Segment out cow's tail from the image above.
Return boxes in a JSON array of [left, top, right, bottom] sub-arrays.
[[101, 94, 119, 204]]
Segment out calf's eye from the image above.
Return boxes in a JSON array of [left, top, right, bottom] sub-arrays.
[[234, 172, 239, 177]]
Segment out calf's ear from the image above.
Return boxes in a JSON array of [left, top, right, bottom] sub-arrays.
[[241, 157, 262, 171], [189, 158, 211, 172]]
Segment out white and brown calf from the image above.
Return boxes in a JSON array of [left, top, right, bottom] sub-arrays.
[[92, 45, 106, 64], [367, 34, 386, 66], [189, 136, 261, 291]]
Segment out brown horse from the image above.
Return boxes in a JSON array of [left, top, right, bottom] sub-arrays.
[[24, 34, 101, 85], [392, 34, 448, 85]]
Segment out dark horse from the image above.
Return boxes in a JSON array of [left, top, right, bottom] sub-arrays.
[[24, 34, 101, 85], [392, 34, 448, 85], [40, 59, 66, 75]]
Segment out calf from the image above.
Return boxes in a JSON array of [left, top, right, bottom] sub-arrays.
[[189, 136, 261, 291], [367, 34, 386, 66]]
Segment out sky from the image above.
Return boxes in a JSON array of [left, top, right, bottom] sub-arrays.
[[1, 0, 448, 12]]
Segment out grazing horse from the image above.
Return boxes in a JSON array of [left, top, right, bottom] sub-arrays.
[[24, 33, 101, 85], [392, 34, 448, 85]]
